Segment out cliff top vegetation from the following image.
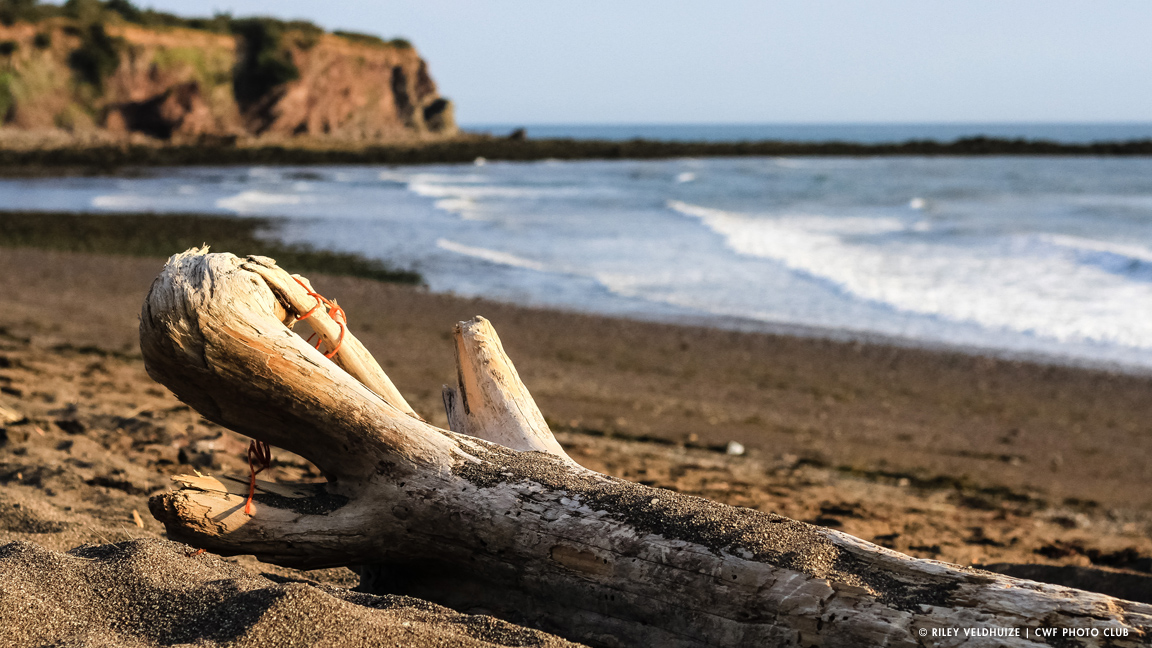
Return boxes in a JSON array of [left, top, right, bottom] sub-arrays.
[[0, 0, 450, 142], [0, 0, 412, 49]]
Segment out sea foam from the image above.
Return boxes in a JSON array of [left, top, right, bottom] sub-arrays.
[[216, 191, 304, 213], [436, 239, 547, 272], [667, 200, 1152, 349]]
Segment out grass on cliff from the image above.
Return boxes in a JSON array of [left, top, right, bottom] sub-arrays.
[[1, 0, 411, 51], [332, 30, 412, 49], [0, 211, 422, 284]]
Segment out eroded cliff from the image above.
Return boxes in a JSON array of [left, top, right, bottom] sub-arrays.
[[0, 6, 455, 144]]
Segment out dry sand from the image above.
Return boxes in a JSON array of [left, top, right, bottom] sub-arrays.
[[0, 539, 578, 647], [1, 247, 1150, 645]]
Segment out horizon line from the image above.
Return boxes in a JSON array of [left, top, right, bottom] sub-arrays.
[[460, 120, 1152, 127]]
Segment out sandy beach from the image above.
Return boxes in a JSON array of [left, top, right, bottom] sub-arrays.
[[1, 246, 1151, 645]]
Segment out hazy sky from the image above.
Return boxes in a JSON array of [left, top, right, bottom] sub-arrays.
[[136, 0, 1152, 125]]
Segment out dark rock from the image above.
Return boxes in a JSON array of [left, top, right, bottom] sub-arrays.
[[106, 82, 213, 140], [54, 419, 85, 435]]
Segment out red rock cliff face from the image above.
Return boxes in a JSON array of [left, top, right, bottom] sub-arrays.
[[102, 25, 242, 139], [249, 34, 455, 141], [0, 21, 456, 143]]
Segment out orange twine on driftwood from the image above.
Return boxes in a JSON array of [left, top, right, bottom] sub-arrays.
[[292, 276, 347, 358], [245, 277, 350, 516], [244, 439, 272, 516]]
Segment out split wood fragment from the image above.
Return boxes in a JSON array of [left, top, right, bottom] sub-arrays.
[[0, 403, 23, 424], [141, 249, 1152, 648]]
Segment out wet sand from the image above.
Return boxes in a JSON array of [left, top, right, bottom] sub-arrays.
[[1, 247, 1150, 644]]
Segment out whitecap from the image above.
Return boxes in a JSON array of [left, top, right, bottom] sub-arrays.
[[667, 200, 1152, 349], [1035, 233, 1152, 281], [1039, 233, 1152, 264], [215, 190, 303, 213], [668, 201, 904, 236], [433, 198, 490, 221], [409, 173, 488, 184], [378, 170, 409, 182], [409, 182, 580, 200], [91, 195, 152, 209], [436, 239, 546, 271]]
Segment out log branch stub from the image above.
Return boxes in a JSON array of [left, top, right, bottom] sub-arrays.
[[449, 316, 573, 462]]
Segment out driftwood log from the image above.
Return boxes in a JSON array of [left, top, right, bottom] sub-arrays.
[[142, 250, 1151, 648]]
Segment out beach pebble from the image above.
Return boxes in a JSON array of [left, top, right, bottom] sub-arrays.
[[725, 441, 745, 456]]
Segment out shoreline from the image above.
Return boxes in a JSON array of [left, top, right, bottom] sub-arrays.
[[1, 135, 1152, 176], [2, 245, 1150, 513], [3, 209, 1148, 379], [660, 311, 1152, 379]]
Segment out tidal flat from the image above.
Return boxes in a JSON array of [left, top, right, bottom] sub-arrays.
[[2, 134, 1152, 178]]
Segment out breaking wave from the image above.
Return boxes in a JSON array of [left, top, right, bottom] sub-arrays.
[[667, 200, 1152, 349]]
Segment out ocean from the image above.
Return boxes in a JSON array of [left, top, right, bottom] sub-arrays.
[[3, 153, 1152, 372]]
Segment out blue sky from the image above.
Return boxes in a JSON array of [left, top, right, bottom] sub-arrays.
[[136, 1, 1152, 125]]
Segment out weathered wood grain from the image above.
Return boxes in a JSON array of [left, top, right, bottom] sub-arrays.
[[142, 250, 1152, 648], [445, 315, 573, 461]]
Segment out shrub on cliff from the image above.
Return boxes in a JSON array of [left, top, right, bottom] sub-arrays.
[[333, 30, 385, 46], [0, 0, 60, 25], [62, 0, 101, 23], [103, 0, 228, 32], [230, 17, 300, 108], [331, 31, 410, 49], [103, 0, 139, 22], [0, 72, 14, 120], [67, 22, 123, 90]]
